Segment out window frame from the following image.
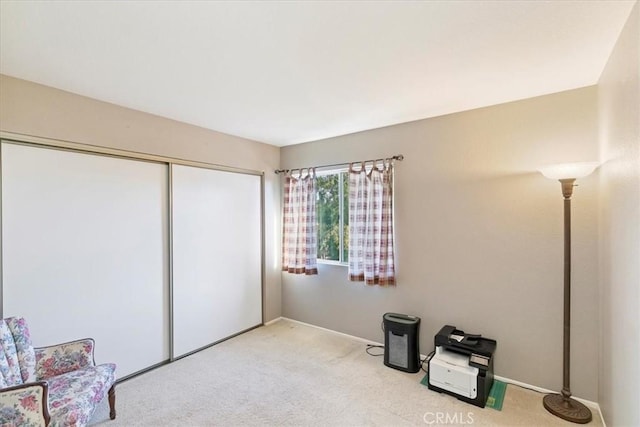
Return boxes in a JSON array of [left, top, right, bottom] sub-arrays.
[[315, 167, 349, 266]]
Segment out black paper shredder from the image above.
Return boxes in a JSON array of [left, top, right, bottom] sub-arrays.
[[383, 312, 421, 373]]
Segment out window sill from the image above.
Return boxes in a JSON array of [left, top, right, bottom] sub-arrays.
[[317, 259, 348, 267]]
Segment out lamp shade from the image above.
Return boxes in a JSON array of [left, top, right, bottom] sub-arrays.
[[538, 162, 599, 180]]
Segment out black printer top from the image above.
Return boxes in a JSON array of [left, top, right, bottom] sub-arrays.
[[434, 325, 497, 358]]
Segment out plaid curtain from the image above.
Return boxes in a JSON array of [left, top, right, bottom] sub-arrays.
[[348, 159, 395, 285], [282, 168, 318, 275]]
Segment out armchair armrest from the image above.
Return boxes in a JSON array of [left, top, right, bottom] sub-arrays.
[[35, 338, 95, 380], [0, 381, 50, 426]]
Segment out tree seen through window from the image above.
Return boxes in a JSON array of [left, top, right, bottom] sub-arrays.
[[316, 171, 348, 263]]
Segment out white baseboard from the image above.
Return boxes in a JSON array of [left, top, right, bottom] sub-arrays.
[[493, 376, 604, 426], [280, 317, 383, 345], [493, 375, 601, 408], [270, 317, 604, 425], [264, 316, 283, 326]]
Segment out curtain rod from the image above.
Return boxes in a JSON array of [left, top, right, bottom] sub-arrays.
[[275, 154, 404, 174]]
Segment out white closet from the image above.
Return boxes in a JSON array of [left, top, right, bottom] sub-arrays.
[[172, 164, 262, 358], [0, 141, 263, 378]]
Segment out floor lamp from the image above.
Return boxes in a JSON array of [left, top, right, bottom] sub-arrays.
[[538, 161, 598, 424]]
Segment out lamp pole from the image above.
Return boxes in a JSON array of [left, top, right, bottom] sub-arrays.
[[561, 179, 574, 400], [542, 178, 592, 424]]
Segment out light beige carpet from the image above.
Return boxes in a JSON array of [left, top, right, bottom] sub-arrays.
[[89, 319, 602, 426]]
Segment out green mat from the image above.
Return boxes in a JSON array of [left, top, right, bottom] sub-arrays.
[[420, 374, 507, 411]]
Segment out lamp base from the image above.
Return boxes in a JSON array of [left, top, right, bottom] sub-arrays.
[[543, 393, 592, 424]]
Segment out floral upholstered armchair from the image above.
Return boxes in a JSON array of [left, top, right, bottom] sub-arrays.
[[0, 317, 116, 426]]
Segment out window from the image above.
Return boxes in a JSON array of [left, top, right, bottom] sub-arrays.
[[281, 158, 396, 283], [316, 170, 349, 264]]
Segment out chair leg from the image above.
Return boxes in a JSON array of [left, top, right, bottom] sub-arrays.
[[108, 384, 116, 420]]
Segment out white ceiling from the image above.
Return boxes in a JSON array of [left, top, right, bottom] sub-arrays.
[[0, 1, 635, 146]]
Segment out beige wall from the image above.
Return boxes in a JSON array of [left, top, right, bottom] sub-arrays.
[[281, 87, 600, 401], [598, 2, 640, 425], [0, 74, 282, 323]]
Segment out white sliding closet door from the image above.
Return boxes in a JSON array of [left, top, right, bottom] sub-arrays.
[[172, 164, 262, 358], [1, 142, 169, 377]]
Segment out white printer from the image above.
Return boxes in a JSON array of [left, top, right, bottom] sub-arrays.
[[429, 346, 479, 399], [427, 325, 496, 408]]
